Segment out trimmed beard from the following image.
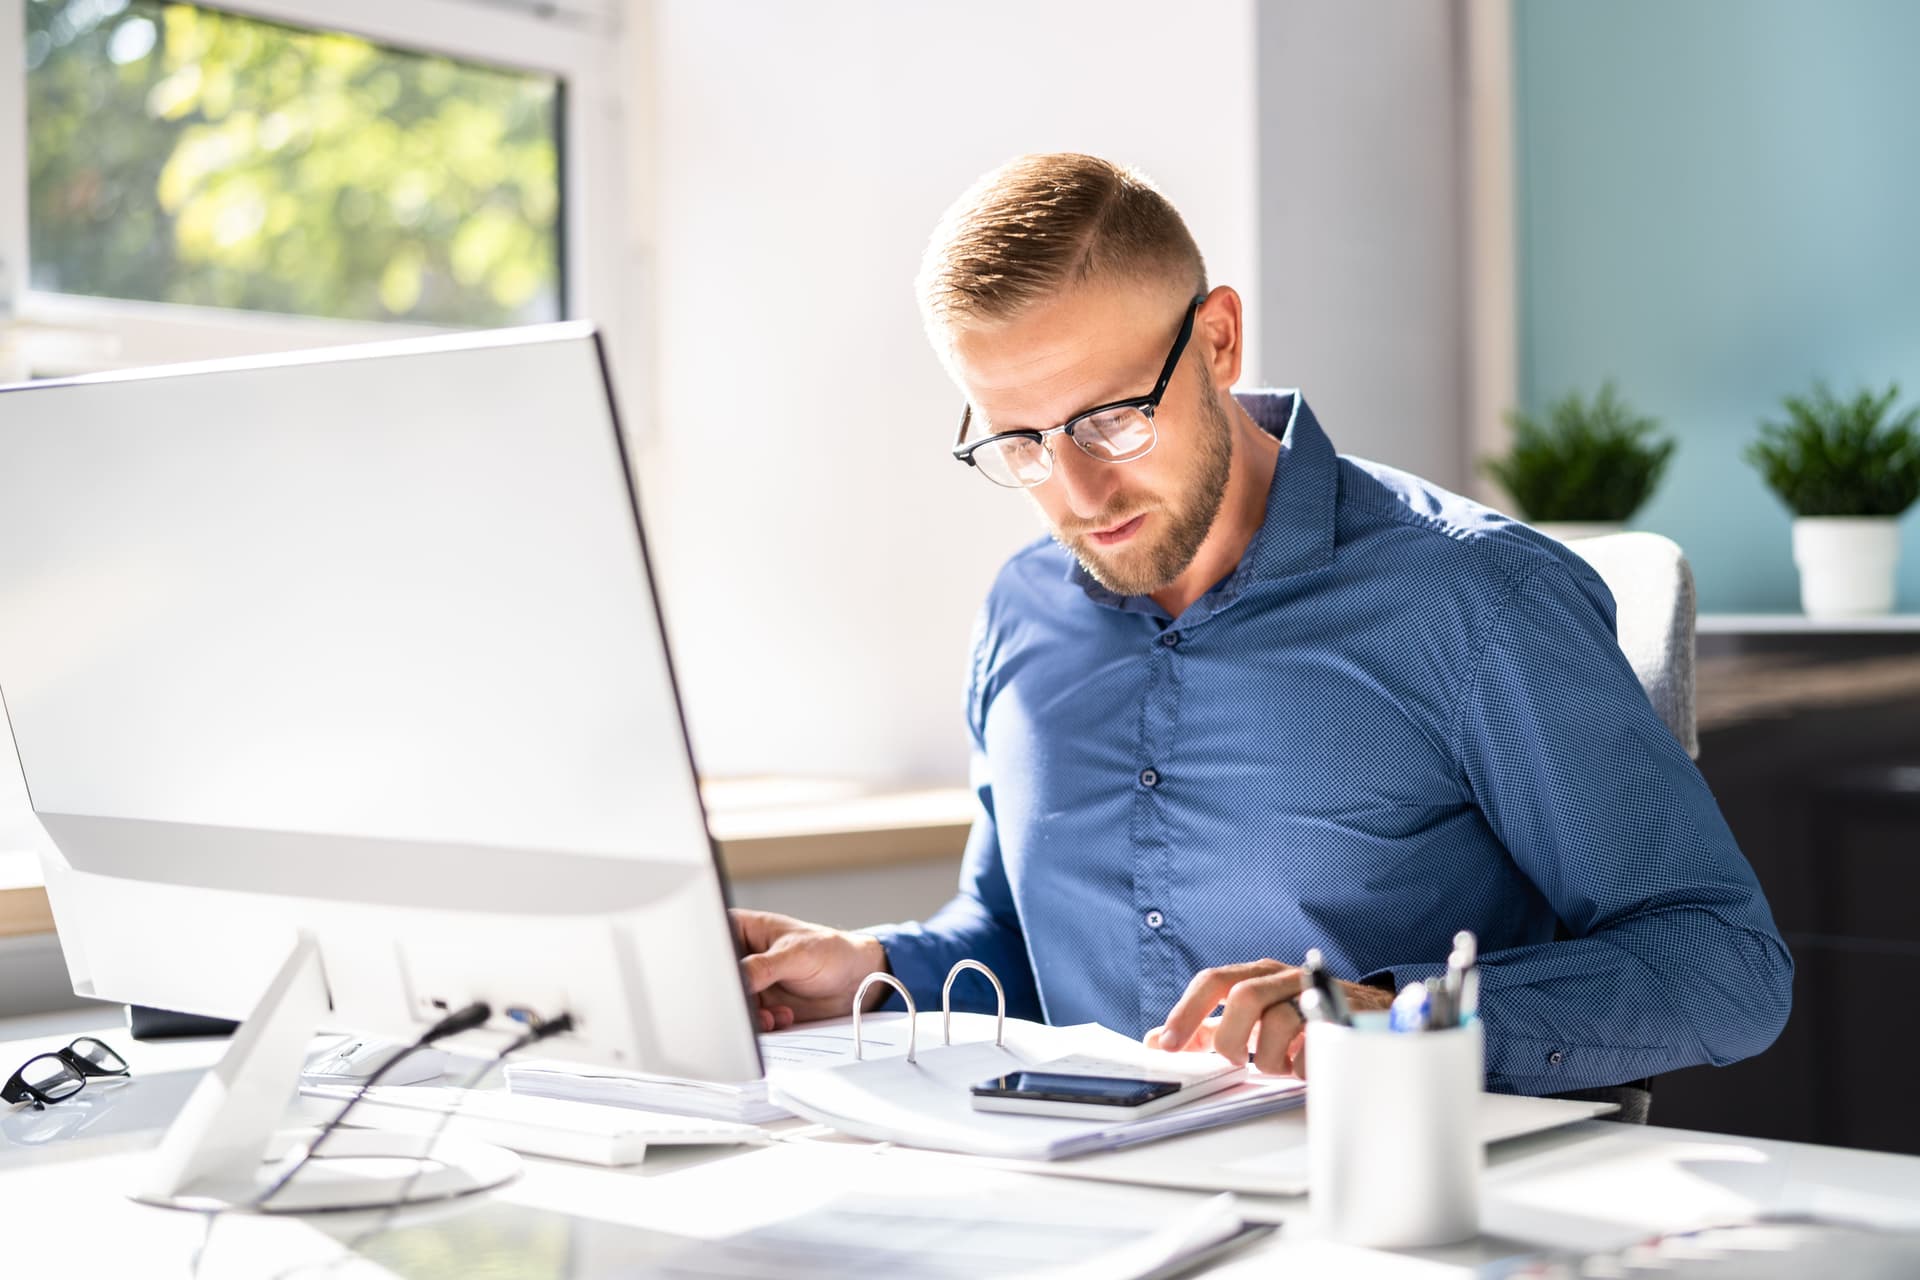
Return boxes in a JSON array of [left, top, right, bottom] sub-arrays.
[[1059, 383, 1234, 597]]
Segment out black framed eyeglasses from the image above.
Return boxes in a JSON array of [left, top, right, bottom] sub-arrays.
[[951, 294, 1207, 489], [3, 1037, 130, 1109]]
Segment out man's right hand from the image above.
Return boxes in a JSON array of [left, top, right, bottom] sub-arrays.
[[731, 908, 891, 1032]]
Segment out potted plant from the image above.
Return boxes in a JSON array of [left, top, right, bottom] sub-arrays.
[[1483, 383, 1677, 542], [1746, 381, 1920, 618]]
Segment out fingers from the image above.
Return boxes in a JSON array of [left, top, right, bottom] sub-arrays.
[[1251, 1003, 1302, 1075], [1158, 960, 1287, 1051], [1145, 1017, 1219, 1053], [758, 1005, 795, 1032], [729, 908, 797, 955], [740, 949, 788, 995], [1212, 970, 1308, 1067]]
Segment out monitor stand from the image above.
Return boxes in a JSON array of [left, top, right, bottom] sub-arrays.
[[130, 932, 520, 1214]]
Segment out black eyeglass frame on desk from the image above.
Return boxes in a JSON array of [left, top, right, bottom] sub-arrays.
[[950, 293, 1207, 488], [2, 1036, 131, 1110]]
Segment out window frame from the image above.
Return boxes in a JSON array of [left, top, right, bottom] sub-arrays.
[[0, 0, 630, 373]]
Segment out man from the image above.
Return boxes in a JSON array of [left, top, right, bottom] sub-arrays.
[[734, 153, 1791, 1099]]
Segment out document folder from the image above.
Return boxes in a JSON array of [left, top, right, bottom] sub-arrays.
[[769, 961, 1304, 1160]]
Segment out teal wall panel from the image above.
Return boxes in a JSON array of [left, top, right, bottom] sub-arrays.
[[1515, 0, 1920, 610]]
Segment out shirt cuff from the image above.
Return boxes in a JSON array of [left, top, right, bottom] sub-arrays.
[[857, 922, 941, 1012]]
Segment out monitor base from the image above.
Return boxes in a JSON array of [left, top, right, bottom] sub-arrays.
[[129, 931, 519, 1215], [131, 1126, 519, 1214]]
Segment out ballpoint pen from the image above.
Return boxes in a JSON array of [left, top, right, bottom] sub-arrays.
[[1297, 986, 1332, 1024], [1302, 948, 1352, 1026], [1443, 931, 1478, 1030]]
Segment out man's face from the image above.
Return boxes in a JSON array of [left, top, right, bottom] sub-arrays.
[[950, 280, 1232, 597]]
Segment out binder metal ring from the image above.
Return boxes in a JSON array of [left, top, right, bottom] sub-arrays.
[[852, 972, 916, 1063], [941, 959, 1006, 1047]]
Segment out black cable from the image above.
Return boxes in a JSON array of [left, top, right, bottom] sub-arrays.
[[253, 1000, 493, 1209], [258, 1009, 576, 1280], [316, 1011, 577, 1270]]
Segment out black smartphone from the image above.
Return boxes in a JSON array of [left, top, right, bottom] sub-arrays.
[[969, 1070, 1182, 1107]]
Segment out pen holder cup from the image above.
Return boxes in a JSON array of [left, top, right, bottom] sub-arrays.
[[1307, 1014, 1483, 1248]]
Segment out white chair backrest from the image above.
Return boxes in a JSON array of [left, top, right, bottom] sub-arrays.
[[1560, 532, 1700, 758]]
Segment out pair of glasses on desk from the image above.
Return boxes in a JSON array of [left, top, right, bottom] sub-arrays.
[[3, 1038, 130, 1109]]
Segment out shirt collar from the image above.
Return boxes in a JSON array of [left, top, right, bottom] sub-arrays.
[[1064, 389, 1338, 612], [1239, 389, 1338, 582]]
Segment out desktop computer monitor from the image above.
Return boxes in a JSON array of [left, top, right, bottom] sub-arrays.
[[0, 323, 763, 1209]]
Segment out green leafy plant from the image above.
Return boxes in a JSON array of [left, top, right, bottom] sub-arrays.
[[1482, 383, 1676, 522], [1745, 382, 1920, 518]]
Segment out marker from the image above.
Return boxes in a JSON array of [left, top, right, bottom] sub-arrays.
[[1388, 980, 1430, 1033]]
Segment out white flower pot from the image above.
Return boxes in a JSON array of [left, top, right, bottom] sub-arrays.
[[1530, 521, 1627, 543], [1791, 517, 1902, 617]]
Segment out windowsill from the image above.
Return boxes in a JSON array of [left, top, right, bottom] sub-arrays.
[[704, 778, 974, 880], [0, 852, 54, 938], [0, 781, 975, 939]]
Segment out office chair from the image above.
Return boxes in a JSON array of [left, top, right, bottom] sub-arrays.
[[1563, 531, 1700, 758], [1547, 531, 1700, 1125]]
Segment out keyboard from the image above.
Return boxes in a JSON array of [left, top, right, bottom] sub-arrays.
[[297, 1083, 772, 1167]]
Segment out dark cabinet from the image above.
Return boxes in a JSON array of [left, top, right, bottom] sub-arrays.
[[1652, 631, 1920, 1154]]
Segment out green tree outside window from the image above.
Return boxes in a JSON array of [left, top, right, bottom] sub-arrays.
[[27, 0, 562, 327]]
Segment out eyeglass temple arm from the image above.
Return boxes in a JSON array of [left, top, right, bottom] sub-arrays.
[[1146, 295, 1206, 404], [953, 404, 977, 463]]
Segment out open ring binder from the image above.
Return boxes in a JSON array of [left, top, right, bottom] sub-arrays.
[[941, 959, 1006, 1048], [851, 959, 1010, 1063], [852, 973, 916, 1062]]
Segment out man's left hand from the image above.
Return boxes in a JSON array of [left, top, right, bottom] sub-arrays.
[[1144, 959, 1395, 1079]]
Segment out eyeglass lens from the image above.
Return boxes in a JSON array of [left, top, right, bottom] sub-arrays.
[[68, 1038, 129, 1076], [973, 406, 1157, 489], [17, 1054, 85, 1102]]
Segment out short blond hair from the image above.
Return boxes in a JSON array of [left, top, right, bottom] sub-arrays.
[[916, 153, 1207, 344]]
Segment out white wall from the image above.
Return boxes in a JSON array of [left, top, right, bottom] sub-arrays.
[[636, 0, 1261, 787], [1255, 2, 1468, 489]]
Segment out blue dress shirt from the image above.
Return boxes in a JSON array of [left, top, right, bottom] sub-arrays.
[[873, 391, 1791, 1095]]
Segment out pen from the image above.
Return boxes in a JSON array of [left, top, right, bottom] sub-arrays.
[[1302, 948, 1352, 1026], [1443, 931, 1478, 1030], [1297, 986, 1332, 1025]]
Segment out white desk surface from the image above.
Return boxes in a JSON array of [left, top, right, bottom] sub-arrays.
[[5, 1009, 1920, 1279]]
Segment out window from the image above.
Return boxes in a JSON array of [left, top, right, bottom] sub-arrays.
[[27, 0, 562, 327], [0, 0, 626, 378]]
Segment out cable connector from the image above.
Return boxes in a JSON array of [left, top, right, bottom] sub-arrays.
[[423, 1001, 493, 1043], [502, 1010, 575, 1055]]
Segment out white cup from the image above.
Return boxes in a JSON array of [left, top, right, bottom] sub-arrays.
[[1307, 1013, 1484, 1248]]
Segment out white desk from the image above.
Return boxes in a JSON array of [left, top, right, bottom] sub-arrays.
[[6, 1009, 1920, 1279]]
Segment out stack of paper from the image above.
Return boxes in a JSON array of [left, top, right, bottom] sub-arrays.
[[505, 1011, 994, 1124]]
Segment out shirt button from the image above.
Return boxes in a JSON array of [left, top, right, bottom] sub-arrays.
[[1139, 767, 1160, 788], [1159, 631, 1181, 648], [1547, 1050, 1564, 1067], [1145, 910, 1165, 929]]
